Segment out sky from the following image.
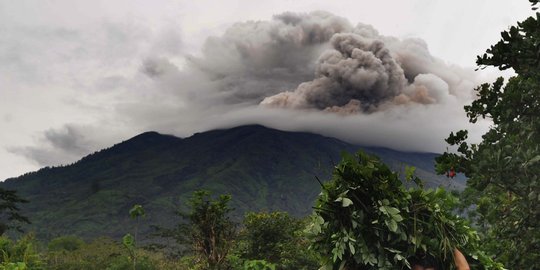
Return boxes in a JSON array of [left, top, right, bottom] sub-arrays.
[[0, 0, 535, 181]]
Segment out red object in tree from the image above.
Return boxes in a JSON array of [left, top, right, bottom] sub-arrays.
[[448, 168, 456, 178]]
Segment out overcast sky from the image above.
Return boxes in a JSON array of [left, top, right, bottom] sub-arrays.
[[0, 0, 534, 181]]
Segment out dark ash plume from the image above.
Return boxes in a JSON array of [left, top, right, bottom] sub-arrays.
[[262, 33, 407, 110]]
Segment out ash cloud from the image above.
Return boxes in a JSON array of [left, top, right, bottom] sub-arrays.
[[261, 33, 407, 110], [173, 11, 479, 120], [184, 11, 353, 104], [259, 17, 475, 112]]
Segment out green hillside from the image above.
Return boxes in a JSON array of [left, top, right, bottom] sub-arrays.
[[0, 125, 460, 240]]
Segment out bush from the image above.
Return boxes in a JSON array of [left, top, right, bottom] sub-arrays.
[[243, 259, 276, 270], [0, 234, 44, 269], [46, 237, 123, 270], [107, 255, 156, 270], [307, 151, 504, 270], [47, 236, 84, 252], [235, 211, 318, 269], [46, 236, 183, 270]]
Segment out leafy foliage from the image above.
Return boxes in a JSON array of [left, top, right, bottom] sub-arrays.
[[236, 211, 318, 269], [308, 151, 503, 270], [46, 237, 121, 270], [0, 262, 27, 270], [123, 204, 145, 270], [0, 234, 43, 269], [47, 236, 84, 252], [186, 191, 236, 269], [45, 236, 176, 270], [243, 259, 277, 270], [157, 190, 236, 270], [436, 3, 540, 268], [129, 205, 145, 220]]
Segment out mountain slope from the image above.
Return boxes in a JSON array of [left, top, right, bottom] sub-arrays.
[[1, 125, 462, 240]]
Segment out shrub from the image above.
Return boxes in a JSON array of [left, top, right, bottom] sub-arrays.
[[307, 151, 504, 269]]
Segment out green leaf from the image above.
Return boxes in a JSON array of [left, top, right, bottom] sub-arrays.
[[349, 242, 355, 255], [341, 198, 353, 207], [122, 233, 135, 250], [528, 155, 540, 165], [385, 219, 398, 232], [386, 207, 400, 216], [129, 204, 145, 219], [405, 166, 416, 181]]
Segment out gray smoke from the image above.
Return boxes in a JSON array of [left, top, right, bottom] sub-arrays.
[[261, 33, 407, 110], [256, 15, 476, 113], [172, 11, 477, 114], [184, 11, 354, 104]]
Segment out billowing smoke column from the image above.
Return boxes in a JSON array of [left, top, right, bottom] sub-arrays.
[[230, 12, 473, 114], [184, 11, 356, 104], [172, 11, 474, 114], [261, 33, 408, 111]]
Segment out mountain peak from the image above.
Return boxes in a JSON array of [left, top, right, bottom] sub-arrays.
[[127, 131, 179, 142], [110, 131, 181, 151], [133, 130, 162, 138], [1, 125, 458, 240], [196, 124, 278, 136]]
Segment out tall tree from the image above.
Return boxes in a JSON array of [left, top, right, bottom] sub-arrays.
[[0, 188, 30, 235], [156, 190, 235, 270], [436, 2, 540, 268]]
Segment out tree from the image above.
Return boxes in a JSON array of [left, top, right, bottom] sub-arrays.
[[0, 188, 30, 235], [435, 2, 540, 268], [308, 151, 502, 270], [237, 211, 318, 269], [123, 204, 145, 270], [156, 190, 236, 270]]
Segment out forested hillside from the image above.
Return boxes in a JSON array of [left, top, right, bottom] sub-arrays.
[[1, 125, 454, 240]]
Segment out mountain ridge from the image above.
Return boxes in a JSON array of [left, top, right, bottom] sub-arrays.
[[1, 125, 463, 240]]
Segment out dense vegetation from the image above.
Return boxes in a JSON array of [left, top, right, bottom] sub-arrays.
[[0, 151, 500, 270], [436, 1, 540, 268], [0, 190, 318, 270], [308, 152, 501, 270]]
